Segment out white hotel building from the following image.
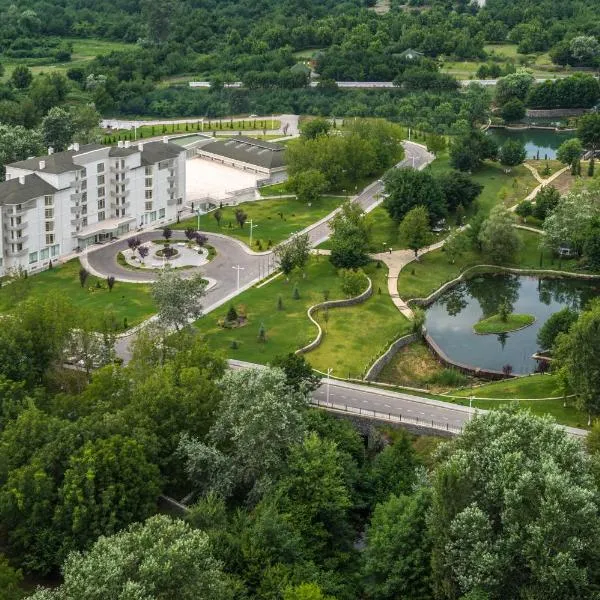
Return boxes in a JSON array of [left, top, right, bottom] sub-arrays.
[[0, 139, 186, 275]]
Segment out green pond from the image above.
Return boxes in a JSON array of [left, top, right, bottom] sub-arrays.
[[425, 274, 600, 374], [488, 128, 576, 160]]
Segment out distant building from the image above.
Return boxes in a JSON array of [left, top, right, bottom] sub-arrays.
[[196, 136, 287, 184], [397, 48, 424, 61], [0, 139, 186, 275]]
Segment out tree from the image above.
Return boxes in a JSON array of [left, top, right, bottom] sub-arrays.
[[557, 138, 583, 167], [301, 118, 331, 140], [329, 202, 372, 269], [78, 267, 89, 288], [498, 140, 526, 168], [515, 200, 533, 220], [271, 353, 321, 393], [0, 554, 23, 600], [537, 307, 578, 350], [437, 171, 483, 212], [151, 269, 207, 330], [10, 65, 32, 89], [178, 367, 308, 500], [162, 226, 173, 242], [478, 205, 521, 263], [570, 35, 600, 65], [577, 113, 600, 157], [214, 208, 222, 227], [53, 435, 161, 563], [430, 409, 600, 599], [138, 245, 149, 263], [532, 185, 560, 221], [500, 98, 526, 122], [543, 190, 599, 254], [41, 107, 74, 152], [339, 268, 366, 297], [449, 130, 498, 172], [555, 300, 600, 422], [0, 124, 44, 181], [235, 208, 248, 228], [495, 71, 535, 105], [383, 168, 446, 224], [106, 276, 115, 292], [275, 233, 311, 276], [584, 216, 600, 268], [28, 515, 233, 600], [287, 169, 328, 204], [69, 103, 101, 144], [443, 229, 469, 264], [362, 488, 432, 600], [426, 133, 447, 156], [399, 206, 433, 258]]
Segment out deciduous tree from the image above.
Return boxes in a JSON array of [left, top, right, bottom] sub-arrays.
[[399, 206, 433, 258], [478, 205, 520, 263]]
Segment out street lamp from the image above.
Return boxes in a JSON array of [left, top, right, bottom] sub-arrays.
[[197, 208, 201, 231], [326, 368, 333, 405], [249, 219, 258, 247], [232, 265, 244, 290]]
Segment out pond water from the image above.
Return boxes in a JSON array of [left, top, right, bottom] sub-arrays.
[[425, 274, 600, 374], [488, 128, 575, 160]]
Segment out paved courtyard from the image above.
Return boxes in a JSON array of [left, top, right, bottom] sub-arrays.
[[186, 158, 263, 202]]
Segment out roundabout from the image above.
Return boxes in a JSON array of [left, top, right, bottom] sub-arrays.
[[120, 240, 212, 271]]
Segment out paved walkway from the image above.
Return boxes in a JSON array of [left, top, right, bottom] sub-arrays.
[[516, 164, 569, 208]]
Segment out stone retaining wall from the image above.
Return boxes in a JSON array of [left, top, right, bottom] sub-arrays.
[[364, 333, 419, 381], [296, 278, 373, 354], [526, 108, 589, 118]]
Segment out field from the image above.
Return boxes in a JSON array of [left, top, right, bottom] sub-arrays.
[[0, 38, 135, 81], [473, 313, 535, 334], [0, 259, 154, 329], [174, 196, 342, 249]]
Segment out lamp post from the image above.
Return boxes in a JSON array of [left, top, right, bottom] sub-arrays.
[[249, 219, 258, 247], [326, 368, 333, 405], [469, 396, 474, 421], [232, 265, 244, 290], [197, 208, 201, 231]]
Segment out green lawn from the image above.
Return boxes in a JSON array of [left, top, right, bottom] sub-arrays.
[[452, 374, 564, 399], [174, 196, 342, 249], [0, 259, 155, 329], [428, 154, 538, 216], [259, 182, 291, 197], [306, 263, 412, 379], [195, 257, 346, 363], [397, 228, 581, 300], [1, 38, 135, 81], [473, 313, 535, 334]]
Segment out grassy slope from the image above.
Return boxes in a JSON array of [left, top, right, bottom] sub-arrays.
[[0, 259, 154, 329], [174, 196, 343, 249], [306, 263, 412, 378]]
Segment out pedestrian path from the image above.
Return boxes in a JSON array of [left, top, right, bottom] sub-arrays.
[[516, 164, 569, 208]]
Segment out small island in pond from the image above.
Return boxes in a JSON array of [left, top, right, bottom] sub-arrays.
[[474, 313, 535, 334]]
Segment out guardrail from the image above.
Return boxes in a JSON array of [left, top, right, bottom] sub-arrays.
[[310, 398, 464, 435]]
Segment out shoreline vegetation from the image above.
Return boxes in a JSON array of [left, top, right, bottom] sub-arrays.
[[473, 313, 536, 334]]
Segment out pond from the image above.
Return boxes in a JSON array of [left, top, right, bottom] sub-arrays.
[[425, 274, 600, 374], [488, 128, 575, 160]]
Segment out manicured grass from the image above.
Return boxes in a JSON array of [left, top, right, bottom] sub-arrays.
[[306, 263, 412, 378], [259, 182, 291, 197], [473, 313, 535, 334], [103, 119, 280, 143], [527, 159, 562, 177], [195, 257, 346, 363], [452, 374, 564, 399], [0, 259, 155, 329], [174, 196, 343, 249], [398, 228, 581, 300]]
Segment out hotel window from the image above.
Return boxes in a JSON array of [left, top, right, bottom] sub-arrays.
[[10, 217, 21, 226], [45, 208, 53, 219], [98, 199, 105, 210], [150, 211, 157, 222], [44, 195, 53, 206], [12, 243, 23, 253], [46, 234, 55, 245], [120, 160, 125, 169], [98, 187, 105, 198], [97, 162, 105, 173], [82, 217, 88, 227], [40, 248, 49, 260], [51, 244, 59, 257], [29, 252, 38, 264], [145, 177, 152, 187], [45, 221, 54, 232], [145, 202, 152, 211], [159, 208, 165, 218], [81, 205, 87, 215], [97, 175, 105, 185], [98, 211, 105, 221], [145, 166, 152, 176], [120, 185, 126, 193], [145, 190, 152, 199], [158, 161, 168, 170], [16, 205, 22, 213], [82, 192, 87, 203], [81, 179, 87, 191], [80, 168, 87, 178]]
